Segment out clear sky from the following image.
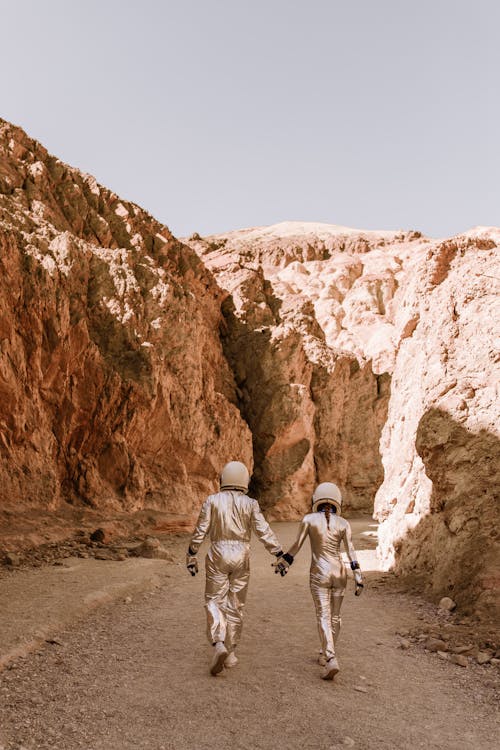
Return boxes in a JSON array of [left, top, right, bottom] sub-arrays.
[[1, 0, 499, 239]]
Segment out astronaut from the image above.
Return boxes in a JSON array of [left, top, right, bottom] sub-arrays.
[[274, 482, 363, 680], [186, 461, 284, 676]]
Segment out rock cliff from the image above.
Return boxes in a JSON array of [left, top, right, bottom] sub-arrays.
[[0, 118, 251, 544], [1, 120, 498, 617], [373, 229, 500, 619], [186, 223, 499, 617], [185, 223, 427, 516]]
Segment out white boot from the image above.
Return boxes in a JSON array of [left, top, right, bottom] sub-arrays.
[[210, 642, 228, 676], [321, 656, 340, 680], [225, 651, 239, 668]]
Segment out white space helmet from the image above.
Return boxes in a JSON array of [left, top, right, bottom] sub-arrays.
[[220, 461, 250, 492], [311, 482, 342, 514]]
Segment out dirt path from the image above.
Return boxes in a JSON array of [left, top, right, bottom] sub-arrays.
[[0, 519, 498, 750]]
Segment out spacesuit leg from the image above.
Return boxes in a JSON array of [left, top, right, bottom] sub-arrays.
[[330, 560, 346, 645], [310, 581, 336, 660], [223, 555, 250, 652], [205, 552, 230, 644], [331, 592, 344, 645]]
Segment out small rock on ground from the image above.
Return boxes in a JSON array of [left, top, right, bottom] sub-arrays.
[[439, 597, 456, 612], [3, 552, 21, 566], [477, 651, 492, 665], [450, 654, 468, 667], [426, 638, 448, 652]]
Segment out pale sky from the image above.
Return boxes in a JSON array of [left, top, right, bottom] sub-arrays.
[[1, 0, 499, 239]]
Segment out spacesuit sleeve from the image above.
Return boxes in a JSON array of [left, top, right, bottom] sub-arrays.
[[188, 499, 212, 554], [251, 501, 282, 555], [286, 518, 309, 558], [342, 520, 359, 564]]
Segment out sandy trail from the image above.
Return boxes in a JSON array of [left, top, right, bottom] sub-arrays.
[[0, 519, 498, 750]]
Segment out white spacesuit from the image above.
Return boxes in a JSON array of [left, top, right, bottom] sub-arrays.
[[187, 461, 283, 675], [274, 482, 363, 680]]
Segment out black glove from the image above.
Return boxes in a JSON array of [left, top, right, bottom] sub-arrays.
[[272, 552, 294, 577], [351, 561, 364, 595], [186, 547, 198, 576]]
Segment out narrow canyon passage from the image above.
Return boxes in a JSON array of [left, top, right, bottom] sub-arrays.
[[1, 520, 498, 750]]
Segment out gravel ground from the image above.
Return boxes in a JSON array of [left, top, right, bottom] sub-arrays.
[[0, 520, 498, 750]]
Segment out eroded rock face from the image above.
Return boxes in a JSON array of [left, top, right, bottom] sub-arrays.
[[185, 222, 427, 516], [373, 230, 500, 619], [0, 119, 252, 528], [187, 223, 499, 616], [1, 121, 498, 617]]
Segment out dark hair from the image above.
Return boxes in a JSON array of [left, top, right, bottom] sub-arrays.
[[318, 502, 336, 528]]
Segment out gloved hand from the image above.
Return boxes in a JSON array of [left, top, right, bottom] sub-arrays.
[[351, 561, 364, 596], [354, 569, 364, 596], [186, 551, 198, 576], [272, 552, 294, 577]]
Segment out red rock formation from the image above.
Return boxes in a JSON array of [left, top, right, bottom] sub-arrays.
[[185, 223, 427, 516], [1, 120, 498, 617], [186, 223, 499, 617], [0, 119, 251, 536]]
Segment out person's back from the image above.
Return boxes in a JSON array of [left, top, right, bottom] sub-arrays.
[[302, 511, 350, 565], [207, 491, 254, 543], [186, 462, 284, 676], [276, 482, 364, 681], [191, 489, 281, 550]]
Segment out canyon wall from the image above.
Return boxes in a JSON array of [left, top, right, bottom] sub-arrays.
[[186, 224, 499, 617], [185, 224, 427, 516], [0, 119, 498, 616], [0, 119, 251, 532], [373, 230, 500, 619]]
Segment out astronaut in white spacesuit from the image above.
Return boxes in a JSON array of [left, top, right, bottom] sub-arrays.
[[187, 461, 284, 675], [274, 482, 363, 680]]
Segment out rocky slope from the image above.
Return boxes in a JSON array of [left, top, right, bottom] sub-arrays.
[[0, 118, 251, 546]]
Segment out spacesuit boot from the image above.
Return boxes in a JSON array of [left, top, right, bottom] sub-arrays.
[[322, 655, 340, 680], [225, 651, 238, 668], [210, 642, 228, 675]]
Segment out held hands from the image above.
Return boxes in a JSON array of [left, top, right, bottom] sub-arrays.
[[272, 558, 289, 576], [186, 549, 198, 576], [272, 552, 294, 577]]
